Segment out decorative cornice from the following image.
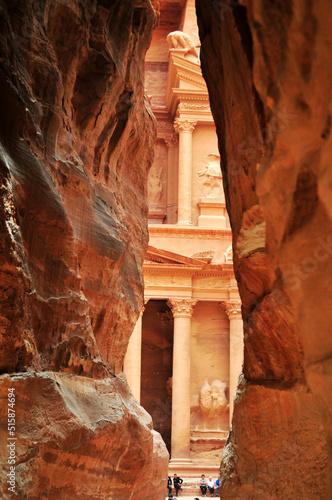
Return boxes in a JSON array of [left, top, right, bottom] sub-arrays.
[[178, 102, 211, 112], [174, 117, 197, 133], [157, 121, 175, 131], [177, 71, 206, 89], [143, 265, 234, 277], [148, 225, 232, 239], [220, 300, 242, 319], [167, 298, 198, 317], [144, 266, 200, 277]]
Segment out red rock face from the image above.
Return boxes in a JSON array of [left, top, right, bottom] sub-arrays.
[[1, 373, 168, 499], [0, 0, 168, 497], [196, 0, 331, 497]]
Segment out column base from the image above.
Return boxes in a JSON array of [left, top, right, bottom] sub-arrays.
[[169, 458, 193, 466], [176, 220, 193, 226]]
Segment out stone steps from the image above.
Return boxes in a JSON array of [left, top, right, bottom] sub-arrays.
[[166, 487, 219, 498]]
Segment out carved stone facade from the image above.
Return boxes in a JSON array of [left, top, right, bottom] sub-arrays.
[[124, 0, 244, 478]]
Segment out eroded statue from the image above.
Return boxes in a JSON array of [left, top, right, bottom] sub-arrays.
[[148, 166, 163, 205], [199, 378, 229, 429], [198, 153, 223, 198], [167, 31, 199, 59]]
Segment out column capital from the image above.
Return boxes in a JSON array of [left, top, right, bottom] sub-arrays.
[[220, 300, 242, 319], [165, 133, 178, 149], [174, 117, 197, 133], [167, 298, 198, 317]]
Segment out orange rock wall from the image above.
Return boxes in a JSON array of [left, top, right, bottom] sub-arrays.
[[0, 0, 168, 498], [196, 0, 331, 497]]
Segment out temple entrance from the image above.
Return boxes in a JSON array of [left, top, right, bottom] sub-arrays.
[[141, 299, 173, 453]]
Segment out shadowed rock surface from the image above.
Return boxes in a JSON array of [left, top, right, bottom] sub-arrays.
[[196, 0, 331, 497], [0, 0, 168, 498]]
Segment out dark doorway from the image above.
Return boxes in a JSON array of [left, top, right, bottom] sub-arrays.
[[141, 299, 173, 454]]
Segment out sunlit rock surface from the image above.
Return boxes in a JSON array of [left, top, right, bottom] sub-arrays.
[[197, 0, 331, 497], [0, 0, 168, 498]]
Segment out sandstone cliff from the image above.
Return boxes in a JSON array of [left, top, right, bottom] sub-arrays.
[[0, 0, 168, 498], [196, 0, 331, 497]]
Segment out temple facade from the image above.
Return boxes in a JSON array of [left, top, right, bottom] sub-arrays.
[[124, 0, 244, 477]]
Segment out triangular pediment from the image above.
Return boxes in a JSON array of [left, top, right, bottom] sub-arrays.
[[145, 245, 206, 266], [166, 51, 211, 118], [168, 51, 207, 90]]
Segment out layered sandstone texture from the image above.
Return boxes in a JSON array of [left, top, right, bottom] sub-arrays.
[[196, 0, 331, 498], [0, 0, 168, 498]]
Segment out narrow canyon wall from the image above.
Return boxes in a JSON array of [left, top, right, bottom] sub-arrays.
[[196, 0, 331, 498], [0, 0, 168, 498]]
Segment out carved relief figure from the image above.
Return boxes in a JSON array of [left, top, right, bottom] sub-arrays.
[[199, 378, 229, 429], [199, 378, 212, 425], [167, 31, 199, 59], [198, 153, 223, 198], [148, 166, 163, 205]]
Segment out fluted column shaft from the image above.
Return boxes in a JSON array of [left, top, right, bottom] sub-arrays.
[[174, 118, 197, 225], [167, 298, 197, 462], [223, 300, 243, 422], [165, 134, 178, 224]]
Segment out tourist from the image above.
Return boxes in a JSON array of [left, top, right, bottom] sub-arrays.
[[215, 478, 219, 497], [167, 476, 173, 496], [207, 476, 214, 497], [200, 474, 208, 496], [173, 473, 183, 495]]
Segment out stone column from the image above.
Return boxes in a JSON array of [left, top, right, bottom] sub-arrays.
[[174, 118, 197, 225], [167, 298, 198, 465], [165, 134, 178, 224], [222, 300, 243, 423], [123, 307, 144, 403]]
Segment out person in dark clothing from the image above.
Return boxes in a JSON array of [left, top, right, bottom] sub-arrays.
[[173, 473, 183, 495], [167, 476, 173, 496], [200, 474, 208, 496]]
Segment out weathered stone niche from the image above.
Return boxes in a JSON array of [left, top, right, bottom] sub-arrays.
[[0, 1, 168, 498], [196, 0, 331, 498]]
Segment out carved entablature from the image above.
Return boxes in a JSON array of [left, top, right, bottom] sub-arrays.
[[167, 298, 198, 317], [221, 300, 242, 319], [156, 120, 175, 141], [144, 274, 191, 287], [178, 102, 211, 113], [153, 109, 175, 140], [174, 117, 197, 133]]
